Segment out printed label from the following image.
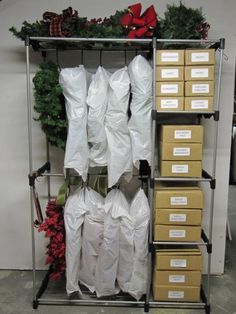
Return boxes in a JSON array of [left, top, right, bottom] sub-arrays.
[[161, 52, 179, 62], [170, 197, 188, 206], [169, 229, 186, 238], [169, 214, 187, 222], [170, 259, 187, 268], [161, 68, 179, 78], [161, 99, 178, 109], [168, 291, 185, 299], [191, 52, 209, 62], [161, 84, 178, 94], [191, 68, 209, 78], [174, 130, 192, 139], [192, 84, 210, 94], [191, 99, 209, 109], [169, 275, 186, 283], [172, 164, 189, 173], [173, 147, 190, 156]]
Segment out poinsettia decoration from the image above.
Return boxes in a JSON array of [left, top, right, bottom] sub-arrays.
[[38, 199, 66, 281]]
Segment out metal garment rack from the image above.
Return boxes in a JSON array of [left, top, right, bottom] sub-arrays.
[[25, 36, 224, 312]]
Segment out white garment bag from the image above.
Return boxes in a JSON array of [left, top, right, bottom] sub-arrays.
[[95, 189, 133, 297], [105, 67, 132, 187], [59, 66, 90, 181], [87, 66, 110, 167], [78, 188, 105, 292], [128, 55, 153, 168], [124, 188, 150, 300]]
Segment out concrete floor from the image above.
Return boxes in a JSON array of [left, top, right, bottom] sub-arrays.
[[0, 186, 236, 314]]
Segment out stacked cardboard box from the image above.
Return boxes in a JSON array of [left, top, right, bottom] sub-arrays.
[[159, 125, 203, 178], [153, 246, 202, 301]]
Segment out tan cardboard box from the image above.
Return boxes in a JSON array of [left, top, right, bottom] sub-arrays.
[[156, 66, 184, 81], [160, 142, 203, 161], [160, 160, 202, 178], [185, 65, 214, 81], [156, 82, 184, 97], [156, 50, 185, 66], [160, 125, 203, 143], [154, 225, 201, 242], [185, 81, 214, 97], [155, 208, 202, 225], [185, 49, 215, 65], [153, 270, 201, 286], [155, 247, 203, 270], [156, 97, 184, 111], [155, 185, 204, 209], [185, 97, 214, 112], [153, 285, 200, 302]]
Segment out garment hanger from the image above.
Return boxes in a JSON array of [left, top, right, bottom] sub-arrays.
[[55, 48, 61, 71], [99, 49, 103, 66], [81, 48, 84, 65], [124, 49, 127, 66]]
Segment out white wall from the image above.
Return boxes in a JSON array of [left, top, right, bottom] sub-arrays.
[[0, 0, 235, 273]]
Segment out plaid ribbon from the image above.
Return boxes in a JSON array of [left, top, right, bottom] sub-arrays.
[[43, 7, 78, 37]]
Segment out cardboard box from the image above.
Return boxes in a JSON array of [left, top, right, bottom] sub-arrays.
[[153, 285, 200, 302], [155, 208, 202, 225], [153, 270, 201, 286], [156, 66, 184, 81], [156, 50, 185, 66], [155, 185, 204, 209], [156, 97, 184, 111], [160, 161, 202, 178], [156, 82, 184, 96], [185, 97, 214, 112], [185, 66, 214, 81], [185, 49, 215, 65], [185, 81, 214, 97], [155, 247, 203, 270], [154, 225, 201, 242], [160, 142, 203, 161], [160, 125, 203, 143]]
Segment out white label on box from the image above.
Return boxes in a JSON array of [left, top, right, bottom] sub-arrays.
[[173, 147, 190, 156], [170, 259, 187, 268], [161, 68, 179, 78], [170, 196, 188, 206], [174, 130, 192, 139], [169, 275, 186, 283], [192, 84, 210, 94], [191, 99, 209, 109], [161, 99, 178, 109], [168, 291, 185, 299], [169, 229, 186, 238], [172, 164, 189, 173], [191, 68, 209, 78], [161, 52, 179, 62], [169, 214, 187, 222], [191, 52, 209, 62], [161, 84, 178, 94]]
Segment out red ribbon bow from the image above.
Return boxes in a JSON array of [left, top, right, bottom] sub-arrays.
[[120, 3, 157, 39]]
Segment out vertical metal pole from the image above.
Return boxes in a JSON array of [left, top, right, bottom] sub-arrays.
[[46, 138, 51, 201], [206, 38, 225, 307], [25, 36, 37, 302]]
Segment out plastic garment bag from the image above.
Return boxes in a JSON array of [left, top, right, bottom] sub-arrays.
[[87, 66, 110, 167], [128, 55, 153, 169], [95, 189, 133, 297], [124, 188, 150, 300], [105, 67, 132, 187], [78, 189, 105, 292], [59, 66, 90, 181]]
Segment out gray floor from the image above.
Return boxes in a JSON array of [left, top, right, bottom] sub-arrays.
[[0, 186, 236, 314]]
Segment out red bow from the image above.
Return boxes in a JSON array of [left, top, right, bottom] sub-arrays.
[[196, 22, 210, 40], [120, 3, 157, 39]]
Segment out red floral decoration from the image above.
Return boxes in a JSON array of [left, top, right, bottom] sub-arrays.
[[38, 199, 66, 281]]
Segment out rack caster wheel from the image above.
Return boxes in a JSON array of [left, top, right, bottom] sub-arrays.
[[33, 300, 38, 309], [205, 304, 211, 314], [144, 302, 149, 313]]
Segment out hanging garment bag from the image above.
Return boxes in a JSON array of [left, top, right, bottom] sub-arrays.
[[128, 55, 153, 168], [59, 66, 90, 181], [87, 66, 110, 167], [105, 67, 132, 187]]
